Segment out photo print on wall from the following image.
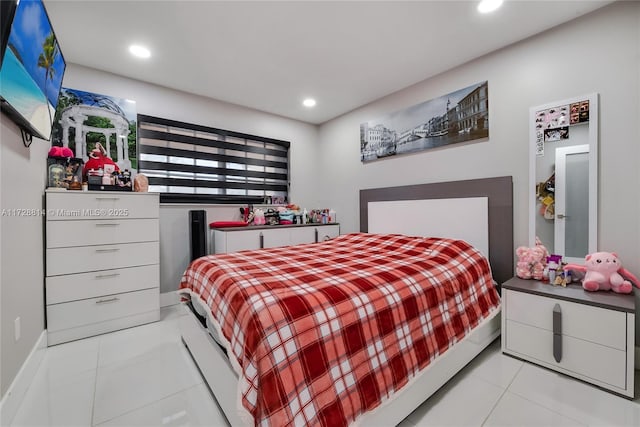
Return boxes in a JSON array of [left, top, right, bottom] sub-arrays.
[[360, 81, 489, 162], [51, 87, 137, 172]]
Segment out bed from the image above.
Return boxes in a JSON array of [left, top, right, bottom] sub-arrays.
[[178, 176, 513, 426]]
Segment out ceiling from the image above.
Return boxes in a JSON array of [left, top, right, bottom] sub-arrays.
[[44, 0, 613, 125]]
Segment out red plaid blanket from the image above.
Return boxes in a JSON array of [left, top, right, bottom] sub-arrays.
[[179, 233, 500, 426]]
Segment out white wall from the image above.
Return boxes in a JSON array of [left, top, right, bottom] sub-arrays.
[[61, 65, 320, 294], [1, 65, 319, 397], [0, 120, 49, 397], [3, 1, 639, 398], [316, 2, 640, 341], [64, 64, 320, 206], [158, 204, 240, 296]]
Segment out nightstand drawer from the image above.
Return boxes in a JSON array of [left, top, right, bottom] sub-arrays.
[[46, 265, 159, 304], [505, 320, 627, 389], [504, 289, 626, 350], [47, 241, 159, 276], [47, 218, 159, 248]]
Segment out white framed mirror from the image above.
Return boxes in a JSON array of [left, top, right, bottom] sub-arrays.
[[528, 93, 598, 264]]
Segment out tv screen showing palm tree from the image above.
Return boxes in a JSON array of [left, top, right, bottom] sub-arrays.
[[0, 0, 66, 141]]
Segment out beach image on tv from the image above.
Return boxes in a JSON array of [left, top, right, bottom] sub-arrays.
[[0, 0, 65, 140]]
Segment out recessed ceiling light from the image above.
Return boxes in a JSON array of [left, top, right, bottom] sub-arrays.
[[302, 98, 316, 108], [477, 0, 503, 14], [129, 44, 151, 59]]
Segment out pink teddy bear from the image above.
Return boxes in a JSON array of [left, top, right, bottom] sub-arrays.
[[516, 244, 548, 280], [564, 252, 639, 294], [515, 247, 533, 279]]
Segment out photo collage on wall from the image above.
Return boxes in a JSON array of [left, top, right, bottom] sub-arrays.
[[534, 100, 589, 156]]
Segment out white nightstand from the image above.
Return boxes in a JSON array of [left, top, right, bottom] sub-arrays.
[[501, 277, 635, 398]]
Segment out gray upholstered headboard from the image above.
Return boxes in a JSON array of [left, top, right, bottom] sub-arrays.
[[360, 176, 513, 285]]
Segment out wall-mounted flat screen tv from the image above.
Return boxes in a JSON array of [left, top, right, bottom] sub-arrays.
[[0, 0, 18, 69], [0, 0, 66, 141]]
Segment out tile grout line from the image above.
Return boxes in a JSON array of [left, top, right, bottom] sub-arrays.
[[90, 338, 102, 427], [498, 364, 588, 426], [89, 321, 200, 425], [92, 383, 202, 426], [480, 360, 524, 426], [505, 388, 588, 426]]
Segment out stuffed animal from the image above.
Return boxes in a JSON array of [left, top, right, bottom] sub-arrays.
[[515, 248, 532, 279], [516, 241, 549, 280], [531, 246, 548, 280], [253, 208, 265, 225], [563, 252, 639, 294]]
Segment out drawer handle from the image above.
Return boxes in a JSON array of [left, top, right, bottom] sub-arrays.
[[95, 273, 120, 279], [96, 297, 119, 304], [96, 197, 120, 201], [95, 223, 120, 227], [95, 248, 120, 253], [553, 303, 562, 363]]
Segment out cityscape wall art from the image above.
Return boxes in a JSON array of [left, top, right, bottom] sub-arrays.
[[360, 81, 489, 162]]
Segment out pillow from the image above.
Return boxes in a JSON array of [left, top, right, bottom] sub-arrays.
[[209, 221, 249, 228]]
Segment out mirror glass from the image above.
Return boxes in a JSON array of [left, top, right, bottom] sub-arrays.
[[529, 93, 598, 264]]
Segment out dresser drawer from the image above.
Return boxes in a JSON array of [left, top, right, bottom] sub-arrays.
[[505, 320, 627, 389], [47, 219, 159, 248], [288, 225, 341, 245], [47, 288, 159, 332], [47, 241, 159, 276], [47, 192, 159, 221], [46, 265, 159, 304], [213, 224, 342, 253], [504, 289, 626, 350], [288, 227, 316, 245], [316, 224, 340, 240]]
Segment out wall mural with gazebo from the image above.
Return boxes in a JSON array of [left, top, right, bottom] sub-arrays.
[[51, 87, 137, 172]]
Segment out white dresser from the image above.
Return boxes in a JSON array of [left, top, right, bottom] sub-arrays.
[[211, 224, 340, 254], [501, 277, 635, 398], [45, 190, 160, 345]]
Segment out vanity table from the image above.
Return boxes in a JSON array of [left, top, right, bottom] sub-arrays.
[[500, 93, 638, 398]]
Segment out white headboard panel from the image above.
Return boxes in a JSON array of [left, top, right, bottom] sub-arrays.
[[367, 197, 489, 257]]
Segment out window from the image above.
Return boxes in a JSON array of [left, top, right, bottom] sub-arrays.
[[137, 115, 289, 204]]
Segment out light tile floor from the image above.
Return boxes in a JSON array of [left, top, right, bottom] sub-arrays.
[[8, 305, 640, 426]]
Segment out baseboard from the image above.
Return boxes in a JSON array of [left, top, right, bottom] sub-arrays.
[[0, 331, 47, 426], [160, 290, 180, 307]]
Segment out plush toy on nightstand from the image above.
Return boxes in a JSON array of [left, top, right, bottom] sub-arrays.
[[564, 252, 639, 294], [516, 239, 549, 280]]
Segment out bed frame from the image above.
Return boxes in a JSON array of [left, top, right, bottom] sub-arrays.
[[180, 175, 513, 426]]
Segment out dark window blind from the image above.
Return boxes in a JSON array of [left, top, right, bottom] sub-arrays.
[[137, 115, 290, 204]]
